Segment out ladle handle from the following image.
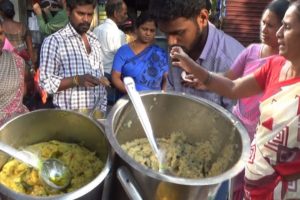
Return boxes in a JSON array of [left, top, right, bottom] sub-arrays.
[[0, 141, 40, 169], [89, 93, 102, 118], [123, 77, 161, 158]]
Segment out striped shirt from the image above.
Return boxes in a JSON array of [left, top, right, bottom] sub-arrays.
[[39, 23, 107, 112], [167, 22, 244, 111]]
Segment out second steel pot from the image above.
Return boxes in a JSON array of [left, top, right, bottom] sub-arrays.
[[105, 91, 250, 200]]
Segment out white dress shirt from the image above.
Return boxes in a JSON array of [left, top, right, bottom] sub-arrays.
[[93, 18, 126, 74]]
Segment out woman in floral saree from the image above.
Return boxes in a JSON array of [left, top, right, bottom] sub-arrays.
[[0, 21, 28, 126], [168, 1, 300, 199], [112, 11, 168, 95]]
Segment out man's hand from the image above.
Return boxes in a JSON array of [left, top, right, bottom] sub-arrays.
[[77, 74, 102, 87], [42, 4, 52, 15], [32, 3, 42, 16], [99, 76, 111, 87]]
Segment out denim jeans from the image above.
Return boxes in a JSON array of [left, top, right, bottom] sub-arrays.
[[104, 73, 123, 106]]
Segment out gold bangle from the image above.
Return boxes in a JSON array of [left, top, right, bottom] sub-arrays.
[[203, 71, 212, 85], [73, 75, 79, 86]]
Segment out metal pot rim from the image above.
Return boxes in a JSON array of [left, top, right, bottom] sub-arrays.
[[0, 109, 113, 199], [106, 91, 250, 186]]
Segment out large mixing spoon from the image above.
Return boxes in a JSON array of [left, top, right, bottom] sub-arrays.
[[0, 141, 71, 190], [124, 77, 169, 174]]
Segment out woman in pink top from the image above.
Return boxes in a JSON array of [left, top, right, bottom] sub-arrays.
[[226, 0, 289, 142]]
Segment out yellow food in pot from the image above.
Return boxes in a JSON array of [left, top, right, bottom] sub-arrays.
[[0, 140, 104, 196]]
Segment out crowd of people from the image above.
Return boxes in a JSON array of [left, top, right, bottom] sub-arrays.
[[170, 0, 300, 198], [1, 0, 300, 199]]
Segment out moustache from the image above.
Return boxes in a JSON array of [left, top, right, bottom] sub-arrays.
[[75, 23, 91, 34], [78, 23, 91, 29]]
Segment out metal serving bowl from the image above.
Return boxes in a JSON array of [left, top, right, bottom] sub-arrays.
[[105, 91, 250, 200], [0, 109, 112, 200]]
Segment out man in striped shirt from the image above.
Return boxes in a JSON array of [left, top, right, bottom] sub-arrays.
[[39, 0, 109, 117]]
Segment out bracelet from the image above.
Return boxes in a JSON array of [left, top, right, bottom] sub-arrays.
[[203, 71, 212, 85], [73, 75, 79, 86]]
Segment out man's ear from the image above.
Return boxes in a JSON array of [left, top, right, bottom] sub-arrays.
[[66, 8, 71, 17], [113, 10, 119, 19], [195, 8, 209, 27]]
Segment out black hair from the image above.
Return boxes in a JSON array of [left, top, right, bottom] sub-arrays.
[[66, 0, 97, 11], [291, 0, 300, 20], [0, 0, 15, 19], [266, 0, 290, 21], [136, 11, 157, 28], [148, 0, 211, 22], [105, 0, 124, 18], [119, 18, 135, 32]]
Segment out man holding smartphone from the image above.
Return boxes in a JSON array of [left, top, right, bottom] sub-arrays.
[[33, 0, 68, 36]]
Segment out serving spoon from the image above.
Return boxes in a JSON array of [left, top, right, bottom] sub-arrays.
[[123, 77, 171, 174], [0, 141, 71, 190]]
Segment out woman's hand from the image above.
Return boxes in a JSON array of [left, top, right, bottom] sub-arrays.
[[182, 77, 208, 90], [170, 46, 194, 74], [171, 46, 208, 90], [181, 72, 207, 90]]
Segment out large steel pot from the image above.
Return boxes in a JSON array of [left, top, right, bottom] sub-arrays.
[[0, 109, 112, 200], [105, 91, 250, 200]]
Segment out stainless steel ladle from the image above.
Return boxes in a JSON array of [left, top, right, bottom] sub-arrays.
[[0, 141, 71, 190], [124, 77, 170, 174]]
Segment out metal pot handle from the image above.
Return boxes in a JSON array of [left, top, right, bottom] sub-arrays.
[[117, 166, 143, 200], [97, 118, 106, 129]]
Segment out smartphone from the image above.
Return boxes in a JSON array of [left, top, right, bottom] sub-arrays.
[[40, 1, 50, 8]]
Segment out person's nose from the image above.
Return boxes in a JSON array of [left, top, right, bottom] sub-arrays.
[[167, 35, 178, 46], [261, 24, 267, 34], [146, 30, 152, 36], [82, 14, 89, 22], [276, 25, 283, 38]]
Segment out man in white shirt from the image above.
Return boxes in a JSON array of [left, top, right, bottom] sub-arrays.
[[94, 0, 127, 75], [93, 0, 127, 105]]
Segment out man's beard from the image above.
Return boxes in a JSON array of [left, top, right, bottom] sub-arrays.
[[168, 26, 203, 59], [72, 22, 91, 35], [187, 26, 203, 58]]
